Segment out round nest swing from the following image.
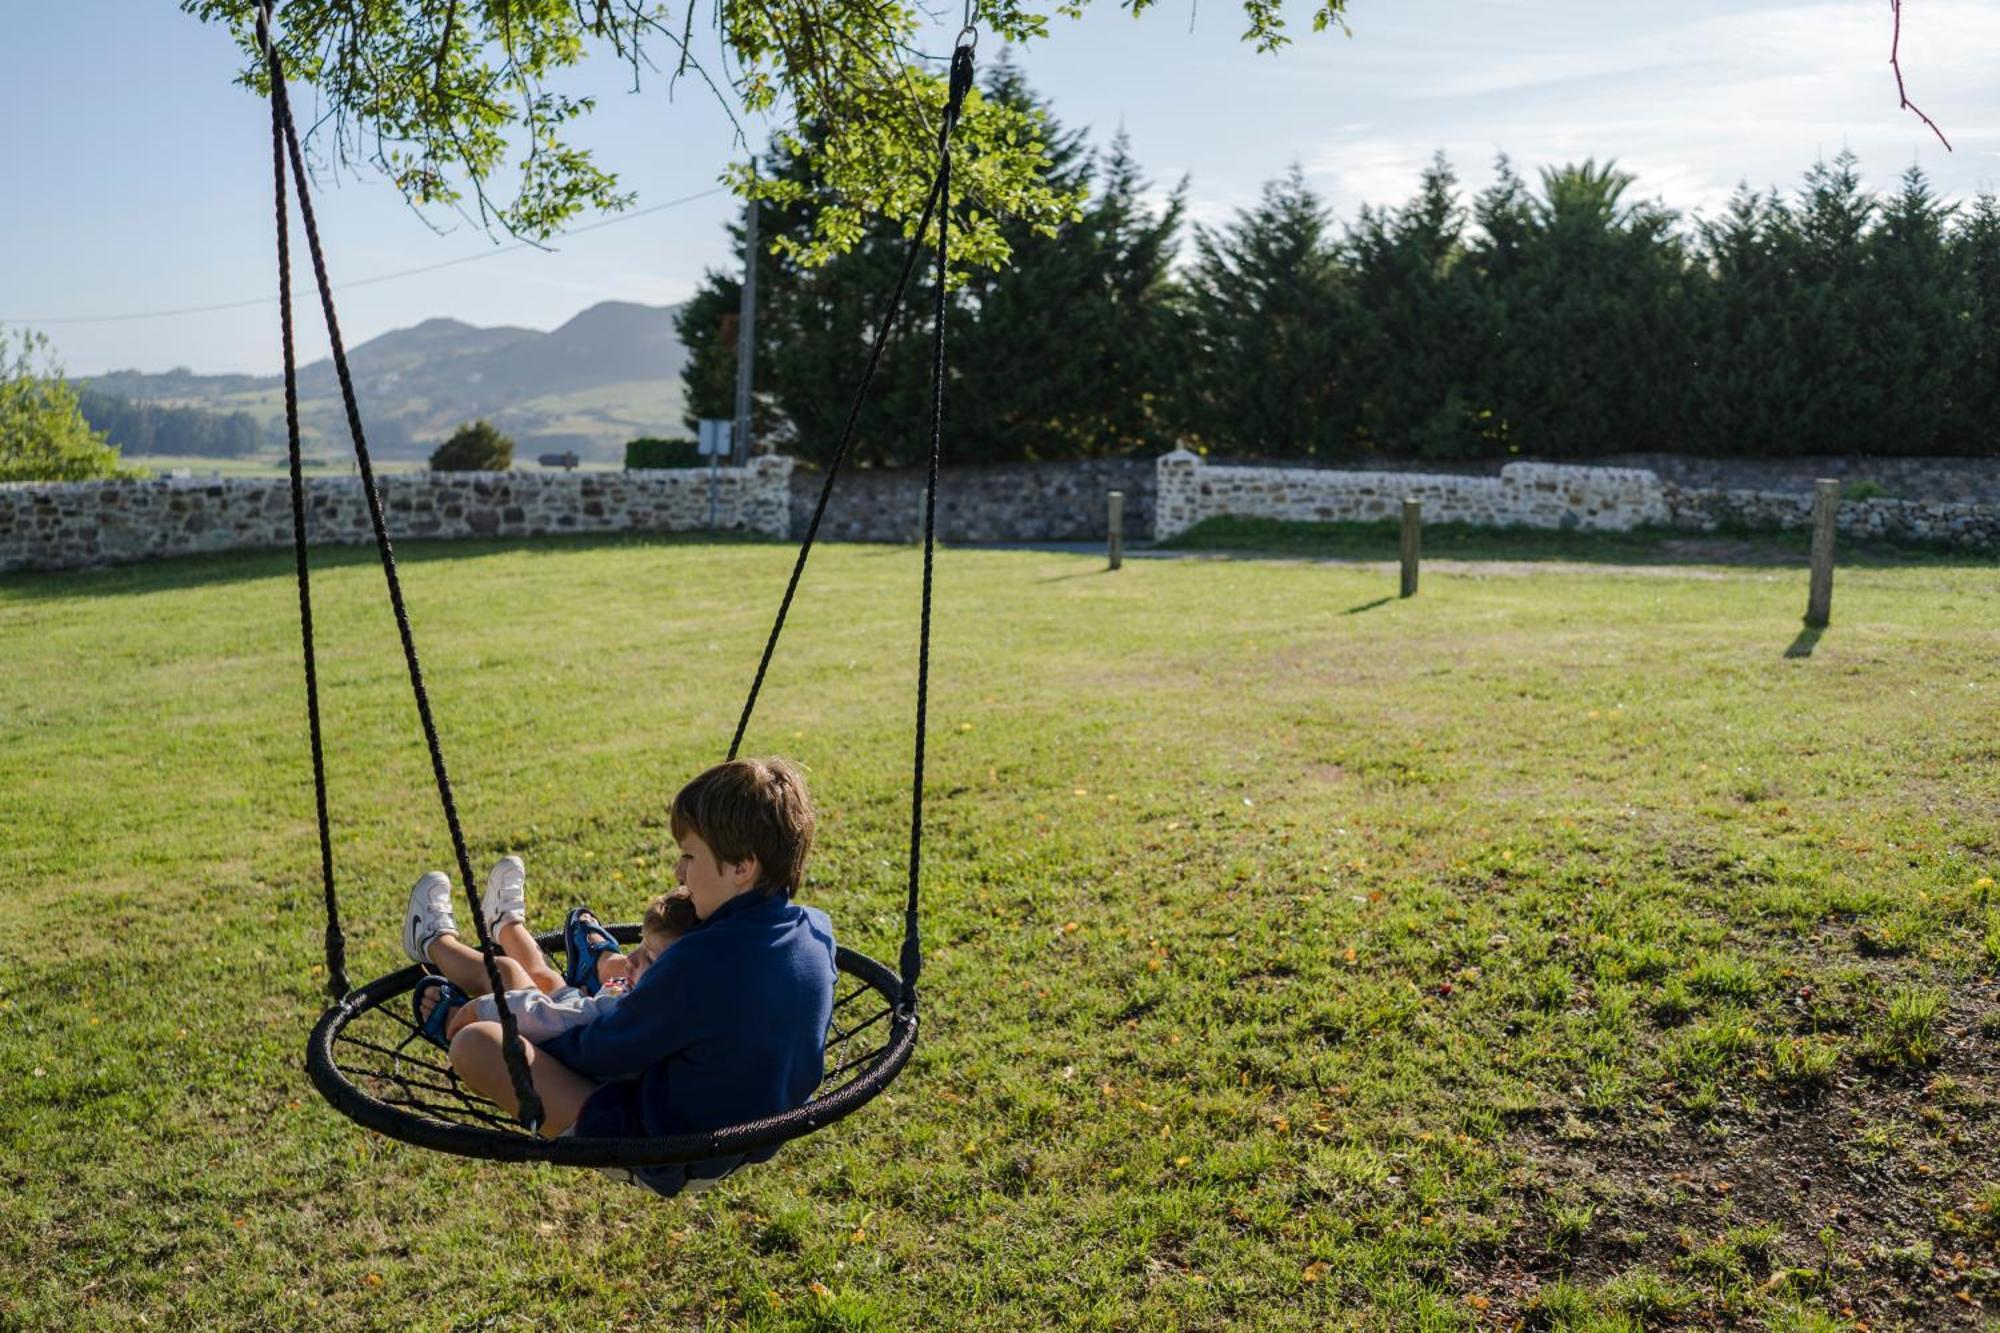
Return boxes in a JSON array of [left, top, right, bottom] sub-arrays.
[[254, 0, 973, 1171], [307, 931, 916, 1166]]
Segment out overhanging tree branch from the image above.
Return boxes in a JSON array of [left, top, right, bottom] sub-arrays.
[[1889, 0, 1952, 151]]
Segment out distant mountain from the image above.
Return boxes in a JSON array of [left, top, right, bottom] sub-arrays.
[[83, 301, 690, 463]]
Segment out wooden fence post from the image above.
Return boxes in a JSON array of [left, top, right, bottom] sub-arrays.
[[1108, 490, 1125, 570], [1399, 498, 1421, 598], [1805, 478, 1839, 627]]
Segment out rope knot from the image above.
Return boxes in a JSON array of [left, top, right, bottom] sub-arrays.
[[945, 44, 976, 126]]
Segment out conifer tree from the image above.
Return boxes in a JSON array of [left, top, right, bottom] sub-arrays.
[[680, 58, 1185, 465], [1180, 165, 1357, 458], [1863, 165, 1963, 453], [1952, 193, 2000, 453], [1462, 159, 1694, 457], [1688, 187, 1814, 456], [1786, 151, 1880, 453], [1344, 152, 1483, 456]]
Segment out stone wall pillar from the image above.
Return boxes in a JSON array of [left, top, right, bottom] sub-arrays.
[[1153, 447, 1206, 540]]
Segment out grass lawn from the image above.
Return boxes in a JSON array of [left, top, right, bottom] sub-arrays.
[[2, 537, 1997, 1330], [124, 454, 630, 479]]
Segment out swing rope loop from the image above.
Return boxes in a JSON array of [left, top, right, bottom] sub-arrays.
[[725, 40, 973, 1020], [899, 38, 973, 1012], [277, 8, 972, 1163], [257, 0, 544, 1134], [262, 0, 347, 1002]]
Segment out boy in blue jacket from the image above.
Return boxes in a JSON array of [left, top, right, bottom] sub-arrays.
[[415, 757, 836, 1195]]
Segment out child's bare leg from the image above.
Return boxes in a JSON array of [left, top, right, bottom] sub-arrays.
[[448, 1022, 599, 1137], [495, 920, 566, 995], [425, 932, 536, 998]]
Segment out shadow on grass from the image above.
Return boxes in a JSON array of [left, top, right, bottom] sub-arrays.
[[0, 530, 784, 604], [1784, 624, 1825, 659], [1344, 596, 1395, 615]]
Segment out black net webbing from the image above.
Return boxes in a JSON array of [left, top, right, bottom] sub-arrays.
[[307, 935, 916, 1167]]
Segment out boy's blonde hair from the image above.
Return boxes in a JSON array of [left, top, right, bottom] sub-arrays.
[[669, 757, 816, 897], [644, 887, 698, 939]]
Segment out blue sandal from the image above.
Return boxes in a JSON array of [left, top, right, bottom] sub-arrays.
[[563, 906, 622, 996], [412, 975, 469, 1050]]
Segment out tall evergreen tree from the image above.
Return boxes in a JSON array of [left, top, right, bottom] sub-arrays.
[[1462, 159, 1695, 457], [954, 125, 1187, 458], [679, 57, 1185, 465], [1688, 186, 1815, 456], [1180, 165, 1357, 458], [1344, 152, 1483, 455], [1784, 151, 1880, 453], [1862, 165, 1963, 454], [1952, 193, 2000, 453]]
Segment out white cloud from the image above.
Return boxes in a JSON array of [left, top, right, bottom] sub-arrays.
[[1292, 1, 2000, 226]]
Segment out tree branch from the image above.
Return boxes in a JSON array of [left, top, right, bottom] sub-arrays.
[[1889, 0, 1951, 151]]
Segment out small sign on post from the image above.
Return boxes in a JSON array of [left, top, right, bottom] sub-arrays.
[[1399, 498, 1422, 598], [1108, 490, 1125, 570], [1805, 478, 1839, 627], [697, 419, 733, 528]]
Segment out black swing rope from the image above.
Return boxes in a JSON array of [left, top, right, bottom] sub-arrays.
[[259, 1, 544, 1132], [267, 0, 975, 1160]]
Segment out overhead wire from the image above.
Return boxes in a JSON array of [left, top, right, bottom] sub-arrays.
[[4, 186, 729, 327]]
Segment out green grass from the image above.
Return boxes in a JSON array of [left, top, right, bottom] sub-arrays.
[[117, 452, 630, 479], [3, 537, 1998, 1329]]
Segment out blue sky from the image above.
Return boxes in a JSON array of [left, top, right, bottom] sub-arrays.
[[5, 1, 1997, 376]]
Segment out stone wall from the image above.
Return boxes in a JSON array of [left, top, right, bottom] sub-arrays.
[[789, 456, 1155, 544], [1602, 453, 2000, 504], [0, 460, 792, 574], [1664, 483, 2000, 550], [1155, 451, 2000, 551], [1200, 452, 2000, 505], [1154, 451, 1668, 538], [11, 452, 1998, 576]]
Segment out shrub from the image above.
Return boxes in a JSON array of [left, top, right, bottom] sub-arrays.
[[1, 327, 136, 482], [624, 436, 702, 469], [1842, 479, 1893, 501], [428, 420, 514, 471]]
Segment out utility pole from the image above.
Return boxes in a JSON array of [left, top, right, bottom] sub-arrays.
[[732, 186, 759, 465]]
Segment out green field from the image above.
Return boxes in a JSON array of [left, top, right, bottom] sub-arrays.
[[123, 453, 630, 479], [2, 538, 1997, 1329]]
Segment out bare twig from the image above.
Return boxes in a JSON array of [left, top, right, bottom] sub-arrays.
[[1889, 0, 1952, 151], [433, 0, 457, 95]]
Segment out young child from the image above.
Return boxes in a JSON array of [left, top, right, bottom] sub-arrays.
[[407, 757, 837, 1196], [406, 857, 698, 1048]]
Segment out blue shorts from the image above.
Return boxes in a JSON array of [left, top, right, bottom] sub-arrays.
[[572, 1083, 746, 1199]]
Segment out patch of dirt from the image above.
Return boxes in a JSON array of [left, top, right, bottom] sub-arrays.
[[1473, 979, 2000, 1329], [1656, 537, 1800, 566]]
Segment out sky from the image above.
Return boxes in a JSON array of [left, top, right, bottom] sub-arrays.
[[5, 0, 1998, 377]]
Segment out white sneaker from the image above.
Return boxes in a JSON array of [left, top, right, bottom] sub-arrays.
[[484, 855, 528, 929], [403, 871, 459, 966]]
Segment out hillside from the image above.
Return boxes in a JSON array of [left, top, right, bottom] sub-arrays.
[[83, 301, 690, 463]]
